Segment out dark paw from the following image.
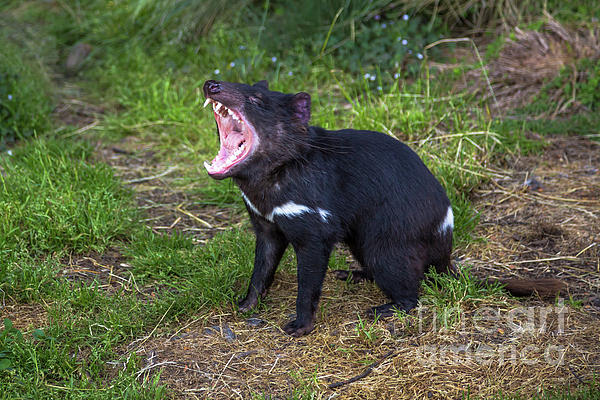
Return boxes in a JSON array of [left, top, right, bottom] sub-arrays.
[[368, 300, 416, 318], [282, 319, 315, 337], [237, 295, 258, 313], [332, 269, 372, 283]]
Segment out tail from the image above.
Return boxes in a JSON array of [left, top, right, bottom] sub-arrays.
[[491, 278, 567, 298], [448, 263, 566, 298]]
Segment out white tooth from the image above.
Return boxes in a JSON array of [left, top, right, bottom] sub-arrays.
[[203, 161, 212, 170], [228, 109, 233, 116], [203, 99, 211, 108], [215, 103, 222, 111]]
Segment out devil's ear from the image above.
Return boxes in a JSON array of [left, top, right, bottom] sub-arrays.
[[253, 80, 269, 90], [291, 92, 311, 125]]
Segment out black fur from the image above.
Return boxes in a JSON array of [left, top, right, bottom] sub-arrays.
[[203, 80, 453, 337]]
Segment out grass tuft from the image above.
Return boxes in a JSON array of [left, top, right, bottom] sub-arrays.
[[0, 36, 52, 148], [0, 138, 137, 257]]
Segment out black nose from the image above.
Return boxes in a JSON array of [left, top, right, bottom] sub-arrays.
[[204, 80, 221, 96]]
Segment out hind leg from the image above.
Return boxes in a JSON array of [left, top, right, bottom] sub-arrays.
[[428, 230, 456, 276], [367, 246, 424, 317], [332, 239, 374, 283]]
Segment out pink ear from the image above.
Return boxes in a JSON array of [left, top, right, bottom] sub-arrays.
[[254, 80, 269, 89], [292, 92, 311, 124]]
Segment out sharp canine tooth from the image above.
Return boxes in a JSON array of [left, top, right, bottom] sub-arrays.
[[203, 161, 211, 170], [203, 99, 211, 108]]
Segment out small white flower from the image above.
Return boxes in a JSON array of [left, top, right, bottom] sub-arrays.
[[288, 71, 293, 76], [377, 86, 382, 91], [7, 94, 12, 100], [271, 56, 277, 63], [364, 73, 371, 79], [402, 39, 408, 45], [408, 49, 412, 54], [214, 69, 220, 74], [374, 14, 381, 21], [239, 45, 246, 50], [416, 53, 423, 59], [370, 75, 376, 81], [7, 149, 13, 156], [397, 36, 401, 41], [230, 61, 236, 67], [403, 14, 409, 21], [382, 23, 387, 28], [394, 73, 400, 79]]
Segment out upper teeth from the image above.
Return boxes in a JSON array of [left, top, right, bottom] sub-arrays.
[[205, 98, 242, 122]]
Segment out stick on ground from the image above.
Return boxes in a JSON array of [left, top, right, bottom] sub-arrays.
[[328, 350, 395, 389]]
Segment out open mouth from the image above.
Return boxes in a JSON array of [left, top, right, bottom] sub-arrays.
[[203, 98, 256, 177]]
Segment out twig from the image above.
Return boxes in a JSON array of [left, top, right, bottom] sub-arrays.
[[135, 361, 177, 379], [328, 350, 395, 389], [124, 166, 177, 184], [176, 204, 213, 228], [568, 365, 588, 385], [509, 256, 580, 264], [211, 353, 236, 391], [575, 243, 597, 258], [424, 38, 499, 110], [129, 300, 175, 352]]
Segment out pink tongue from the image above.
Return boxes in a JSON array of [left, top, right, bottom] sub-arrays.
[[224, 131, 245, 148]]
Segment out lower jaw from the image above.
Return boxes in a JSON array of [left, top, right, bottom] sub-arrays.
[[207, 170, 230, 180]]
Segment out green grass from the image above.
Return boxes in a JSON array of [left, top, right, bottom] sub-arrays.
[[125, 228, 256, 307], [0, 138, 137, 258], [0, 35, 53, 149], [418, 266, 508, 328]]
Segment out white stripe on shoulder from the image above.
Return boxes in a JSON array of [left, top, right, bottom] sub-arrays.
[[240, 191, 263, 218], [268, 201, 312, 222], [317, 208, 331, 222], [438, 206, 454, 234]]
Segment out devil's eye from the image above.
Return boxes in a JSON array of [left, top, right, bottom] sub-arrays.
[[248, 96, 263, 106]]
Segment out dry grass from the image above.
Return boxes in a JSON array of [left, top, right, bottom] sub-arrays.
[[454, 15, 600, 114], [0, 302, 48, 332], [466, 135, 600, 297], [120, 277, 597, 399]]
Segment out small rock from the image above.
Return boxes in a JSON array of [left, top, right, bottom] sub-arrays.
[[65, 42, 92, 75], [524, 176, 543, 191], [203, 324, 236, 342], [246, 317, 266, 327], [169, 332, 190, 341]]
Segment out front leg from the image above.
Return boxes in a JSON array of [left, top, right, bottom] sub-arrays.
[[238, 221, 288, 312], [283, 240, 334, 337]]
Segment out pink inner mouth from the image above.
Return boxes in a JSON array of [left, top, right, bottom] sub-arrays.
[[204, 100, 255, 176]]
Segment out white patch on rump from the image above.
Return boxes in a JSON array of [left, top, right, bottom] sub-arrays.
[[438, 206, 454, 234]]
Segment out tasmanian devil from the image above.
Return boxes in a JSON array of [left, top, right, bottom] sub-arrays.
[[201, 80, 564, 337]]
